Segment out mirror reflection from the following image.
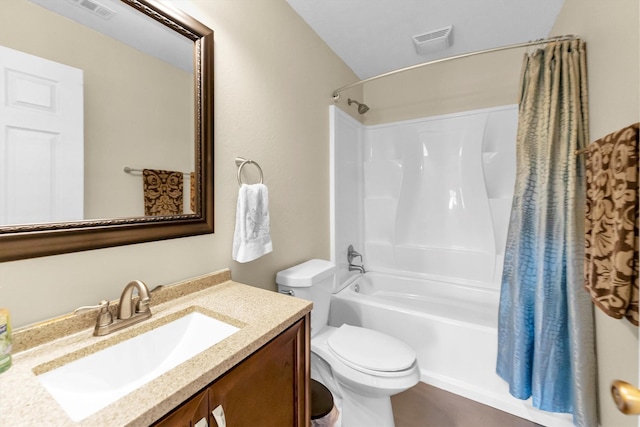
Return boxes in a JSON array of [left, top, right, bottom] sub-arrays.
[[0, 0, 195, 226]]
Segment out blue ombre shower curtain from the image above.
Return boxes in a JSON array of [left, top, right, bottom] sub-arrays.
[[496, 39, 597, 427]]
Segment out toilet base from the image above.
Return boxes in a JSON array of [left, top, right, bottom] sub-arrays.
[[311, 352, 396, 427], [340, 391, 395, 427]]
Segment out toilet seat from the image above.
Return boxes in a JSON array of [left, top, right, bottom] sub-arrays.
[[327, 324, 416, 377], [312, 325, 420, 399]]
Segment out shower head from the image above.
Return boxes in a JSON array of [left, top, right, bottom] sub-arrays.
[[348, 98, 370, 114]]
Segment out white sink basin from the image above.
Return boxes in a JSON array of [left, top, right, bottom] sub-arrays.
[[36, 311, 240, 421]]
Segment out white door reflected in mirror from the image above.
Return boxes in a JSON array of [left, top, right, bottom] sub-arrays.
[[0, 45, 83, 226]]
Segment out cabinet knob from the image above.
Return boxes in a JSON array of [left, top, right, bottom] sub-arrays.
[[212, 404, 226, 427]]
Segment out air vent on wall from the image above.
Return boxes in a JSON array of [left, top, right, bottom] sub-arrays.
[[412, 25, 453, 55], [66, 0, 116, 20]]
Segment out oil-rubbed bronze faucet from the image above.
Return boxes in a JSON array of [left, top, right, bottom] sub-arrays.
[[117, 280, 151, 321], [74, 280, 152, 336]]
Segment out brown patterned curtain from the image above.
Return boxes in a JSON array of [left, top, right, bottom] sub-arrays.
[[585, 123, 639, 325]]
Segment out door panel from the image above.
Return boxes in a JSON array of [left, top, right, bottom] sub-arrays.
[[0, 45, 83, 225], [209, 319, 306, 427], [154, 389, 209, 427]]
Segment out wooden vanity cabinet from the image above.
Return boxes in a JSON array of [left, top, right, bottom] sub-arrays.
[[153, 389, 209, 427], [153, 315, 310, 427]]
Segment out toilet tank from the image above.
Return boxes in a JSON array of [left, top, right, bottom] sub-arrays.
[[276, 259, 335, 337]]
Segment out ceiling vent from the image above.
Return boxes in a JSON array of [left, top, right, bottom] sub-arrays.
[[66, 0, 116, 19], [412, 25, 453, 55]]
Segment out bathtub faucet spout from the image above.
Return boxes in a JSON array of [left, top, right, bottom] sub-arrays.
[[347, 245, 366, 273], [349, 264, 366, 273]]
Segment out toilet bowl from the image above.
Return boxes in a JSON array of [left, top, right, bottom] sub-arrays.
[[277, 259, 419, 427]]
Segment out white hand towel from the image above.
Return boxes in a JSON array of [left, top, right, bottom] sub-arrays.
[[232, 183, 273, 263]]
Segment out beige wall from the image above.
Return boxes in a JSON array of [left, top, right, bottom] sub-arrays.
[[360, 1, 640, 426], [0, 0, 358, 328], [360, 48, 524, 125]]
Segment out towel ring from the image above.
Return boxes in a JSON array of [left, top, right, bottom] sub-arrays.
[[236, 158, 264, 186]]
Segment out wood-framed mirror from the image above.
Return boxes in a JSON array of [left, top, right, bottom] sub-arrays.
[[0, 0, 214, 262]]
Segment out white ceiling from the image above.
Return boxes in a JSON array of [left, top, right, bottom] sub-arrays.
[[286, 0, 566, 80], [27, 0, 193, 72]]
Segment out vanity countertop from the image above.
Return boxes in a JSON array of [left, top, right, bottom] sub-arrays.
[[0, 270, 312, 426]]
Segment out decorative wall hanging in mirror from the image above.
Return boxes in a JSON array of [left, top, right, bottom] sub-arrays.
[[0, 0, 214, 262]]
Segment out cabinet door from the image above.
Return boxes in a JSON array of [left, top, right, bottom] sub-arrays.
[[154, 389, 209, 427], [209, 317, 309, 427]]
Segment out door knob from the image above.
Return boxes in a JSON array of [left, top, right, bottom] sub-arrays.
[[612, 380, 640, 414]]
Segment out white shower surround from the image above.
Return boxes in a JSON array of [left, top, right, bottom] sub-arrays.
[[330, 104, 517, 288], [329, 105, 574, 426], [365, 106, 518, 286]]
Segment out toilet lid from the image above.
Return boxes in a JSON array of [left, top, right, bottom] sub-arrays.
[[327, 324, 416, 373]]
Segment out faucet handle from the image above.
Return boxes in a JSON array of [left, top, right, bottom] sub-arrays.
[[74, 300, 114, 327], [73, 299, 109, 314], [347, 244, 362, 263], [136, 296, 151, 314]]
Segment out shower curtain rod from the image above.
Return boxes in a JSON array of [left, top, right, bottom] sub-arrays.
[[332, 34, 577, 99]]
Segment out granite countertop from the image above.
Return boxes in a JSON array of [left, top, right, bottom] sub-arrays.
[[0, 269, 312, 426]]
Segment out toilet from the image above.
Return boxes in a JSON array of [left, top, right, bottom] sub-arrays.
[[276, 259, 419, 427]]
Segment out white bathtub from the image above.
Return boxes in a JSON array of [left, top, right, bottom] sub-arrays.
[[329, 272, 573, 427]]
